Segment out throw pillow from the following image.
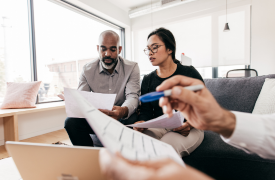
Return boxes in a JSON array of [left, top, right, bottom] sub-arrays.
[[252, 78, 275, 114], [1, 81, 42, 109]]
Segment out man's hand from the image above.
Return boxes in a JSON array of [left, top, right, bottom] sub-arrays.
[[99, 149, 213, 180], [99, 106, 128, 120], [173, 122, 192, 137], [133, 121, 148, 132], [157, 75, 236, 138]]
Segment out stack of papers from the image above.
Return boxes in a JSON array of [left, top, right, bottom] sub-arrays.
[[127, 111, 184, 129], [66, 88, 185, 166], [64, 88, 116, 118]]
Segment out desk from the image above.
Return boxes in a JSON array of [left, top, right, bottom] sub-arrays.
[[0, 102, 65, 142]]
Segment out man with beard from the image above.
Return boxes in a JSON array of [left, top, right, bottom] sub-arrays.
[[64, 30, 140, 147]]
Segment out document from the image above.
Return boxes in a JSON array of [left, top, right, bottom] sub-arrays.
[[64, 88, 116, 118], [127, 111, 184, 129], [67, 88, 185, 166]]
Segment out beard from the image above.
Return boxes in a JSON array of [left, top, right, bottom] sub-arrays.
[[100, 56, 118, 69]]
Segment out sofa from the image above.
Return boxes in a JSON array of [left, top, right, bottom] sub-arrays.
[[183, 74, 275, 180]]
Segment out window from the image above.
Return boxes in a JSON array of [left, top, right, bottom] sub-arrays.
[[196, 67, 213, 79], [0, 0, 124, 104], [0, 0, 32, 104], [133, 5, 250, 79], [218, 65, 245, 78], [33, 0, 122, 102]]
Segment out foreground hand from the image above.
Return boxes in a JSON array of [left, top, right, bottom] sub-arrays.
[[99, 149, 213, 180], [157, 75, 236, 138], [99, 106, 128, 120], [133, 121, 148, 132], [173, 122, 192, 136]]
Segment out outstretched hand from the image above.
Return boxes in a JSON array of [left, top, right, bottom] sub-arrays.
[[99, 106, 128, 120], [157, 75, 236, 138]]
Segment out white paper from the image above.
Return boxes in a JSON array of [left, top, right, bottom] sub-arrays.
[[64, 88, 116, 118], [127, 111, 184, 129], [67, 88, 185, 166]]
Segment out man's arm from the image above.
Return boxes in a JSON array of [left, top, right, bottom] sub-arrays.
[[121, 63, 141, 119], [77, 67, 92, 91], [221, 111, 275, 160], [157, 75, 275, 160]]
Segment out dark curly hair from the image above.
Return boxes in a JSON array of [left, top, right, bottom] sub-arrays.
[[147, 27, 181, 64]]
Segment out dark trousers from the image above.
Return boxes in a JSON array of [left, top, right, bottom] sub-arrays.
[[64, 112, 138, 147]]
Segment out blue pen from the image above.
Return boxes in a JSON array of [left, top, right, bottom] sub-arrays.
[[139, 85, 204, 103]]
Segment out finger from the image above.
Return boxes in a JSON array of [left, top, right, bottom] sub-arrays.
[[169, 86, 205, 107], [99, 109, 110, 113], [112, 106, 119, 111], [159, 97, 173, 117], [129, 158, 174, 169], [173, 122, 189, 131], [156, 75, 202, 92], [99, 149, 113, 173], [108, 111, 117, 116]]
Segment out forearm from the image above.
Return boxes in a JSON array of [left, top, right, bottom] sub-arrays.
[[208, 109, 236, 138], [122, 97, 139, 119], [222, 111, 275, 160]]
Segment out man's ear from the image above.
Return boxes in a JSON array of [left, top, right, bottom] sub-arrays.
[[118, 46, 122, 54], [97, 45, 99, 52]]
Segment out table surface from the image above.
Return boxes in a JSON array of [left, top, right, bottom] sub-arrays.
[[0, 101, 65, 118]]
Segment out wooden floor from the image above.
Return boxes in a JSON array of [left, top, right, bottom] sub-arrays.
[[0, 129, 71, 160]]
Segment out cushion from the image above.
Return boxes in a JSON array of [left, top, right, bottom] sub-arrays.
[[1, 81, 41, 109], [204, 74, 275, 113], [252, 78, 275, 114]]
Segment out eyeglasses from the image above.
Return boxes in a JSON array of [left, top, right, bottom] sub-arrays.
[[144, 45, 164, 55]]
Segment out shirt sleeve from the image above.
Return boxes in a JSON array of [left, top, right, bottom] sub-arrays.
[[138, 75, 154, 121], [77, 66, 92, 92], [121, 63, 141, 119], [221, 111, 275, 160], [189, 66, 204, 83]]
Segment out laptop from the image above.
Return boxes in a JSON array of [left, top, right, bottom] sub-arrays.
[[5, 141, 106, 180]]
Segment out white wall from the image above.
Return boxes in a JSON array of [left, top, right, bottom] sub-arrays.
[[0, 109, 67, 145], [131, 0, 275, 75], [250, 0, 275, 75]]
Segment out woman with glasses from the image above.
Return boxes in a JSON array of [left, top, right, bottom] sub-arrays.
[[134, 27, 204, 157]]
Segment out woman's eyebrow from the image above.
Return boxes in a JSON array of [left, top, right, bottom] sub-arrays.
[[147, 43, 158, 47]]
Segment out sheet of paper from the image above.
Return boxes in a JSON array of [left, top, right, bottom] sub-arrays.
[[67, 88, 185, 167], [127, 112, 184, 129], [64, 88, 116, 118]]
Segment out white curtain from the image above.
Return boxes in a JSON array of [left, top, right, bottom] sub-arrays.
[[133, 5, 251, 71]]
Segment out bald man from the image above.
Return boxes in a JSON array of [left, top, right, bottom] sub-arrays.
[[64, 30, 140, 147]]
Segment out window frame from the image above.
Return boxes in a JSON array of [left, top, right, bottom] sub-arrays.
[[27, 0, 125, 104]]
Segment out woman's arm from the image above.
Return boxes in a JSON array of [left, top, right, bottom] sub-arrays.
[[138, 75, 154, 121]]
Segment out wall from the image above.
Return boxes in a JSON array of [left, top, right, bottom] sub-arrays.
[[0, 109, 67, 145], [250, 0, 275, 75], [131, 0, 275, 75]]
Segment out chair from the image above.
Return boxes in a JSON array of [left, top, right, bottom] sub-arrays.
[[226, 69, 258, 78]]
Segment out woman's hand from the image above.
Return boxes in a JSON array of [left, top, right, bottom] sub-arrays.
[[133, 121, 148, 132], [173, 122, 193, 136]]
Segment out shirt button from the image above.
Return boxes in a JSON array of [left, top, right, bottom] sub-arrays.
[[109, 89, 111, 91], [239, 142, 247, 147]]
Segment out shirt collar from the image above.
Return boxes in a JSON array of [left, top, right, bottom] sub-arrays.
[[99, 56, 121, 74]]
